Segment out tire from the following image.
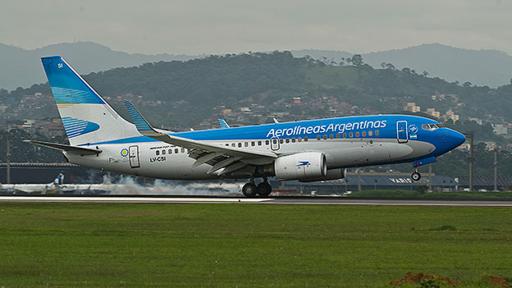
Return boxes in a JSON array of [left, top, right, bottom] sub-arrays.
[[411, 171, 421, 181], [256, 182, 272, 197], [242, 183, 258, 197]]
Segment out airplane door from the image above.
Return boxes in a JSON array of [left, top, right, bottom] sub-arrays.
[[129, 145, 140, 168], [270, 137, 280, 151], [396, 121, 408, 143]]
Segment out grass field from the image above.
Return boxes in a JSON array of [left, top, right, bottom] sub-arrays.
[[346, 190, 512, 201], [1, 203, 512, 287]]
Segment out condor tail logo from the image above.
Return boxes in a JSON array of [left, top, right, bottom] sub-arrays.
[[61, 117, 100, 138]]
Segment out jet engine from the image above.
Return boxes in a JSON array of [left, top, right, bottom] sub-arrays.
[[274, 152, 327, 180], [299, 168, 345, 182]]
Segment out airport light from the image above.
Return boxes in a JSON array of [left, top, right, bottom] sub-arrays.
[[463, 132, 474, 192], [5, 125, 11, 184], [493, 147, 499, 192]]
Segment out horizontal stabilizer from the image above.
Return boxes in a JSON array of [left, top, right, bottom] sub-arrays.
[[218, 118, 230, 128], [27, 140, 102, 155]]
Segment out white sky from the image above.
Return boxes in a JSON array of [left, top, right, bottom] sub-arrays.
[[1, 0, 511, 54]]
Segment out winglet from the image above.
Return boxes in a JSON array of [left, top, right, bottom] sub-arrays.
[[218, 118, 230, 128], [123, 100, 162, 137]]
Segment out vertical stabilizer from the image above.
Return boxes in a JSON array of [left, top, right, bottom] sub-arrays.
[[41, 56, 138, 145]]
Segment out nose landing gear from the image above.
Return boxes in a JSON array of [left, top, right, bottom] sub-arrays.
[[411, 170, 421, 181], [241, 178, 272, 197]]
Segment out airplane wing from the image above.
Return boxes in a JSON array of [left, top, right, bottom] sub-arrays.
[[123, 101, 276, 175], [28, 140, 102, 155], [218, 118, 230, 128]]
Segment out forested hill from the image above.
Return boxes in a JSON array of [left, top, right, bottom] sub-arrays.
[[2, 51, 512, 136]]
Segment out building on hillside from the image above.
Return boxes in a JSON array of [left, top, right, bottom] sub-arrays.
[[404, 102, 421, 113], [483, 141, 497, 151], [291, 97, 302, 105], [443, 109, 460, 122], [493, 124, 509, 136], [425, 108, 441, 118]]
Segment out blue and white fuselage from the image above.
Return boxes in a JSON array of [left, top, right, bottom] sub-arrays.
[[36, 56, 465, 197]]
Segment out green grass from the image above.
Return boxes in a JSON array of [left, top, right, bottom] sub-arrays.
[[1, 203, 512, 287], [345, 190, 512, 201]]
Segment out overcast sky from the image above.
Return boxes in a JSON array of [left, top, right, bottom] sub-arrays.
[[1, 0, 511, 55]]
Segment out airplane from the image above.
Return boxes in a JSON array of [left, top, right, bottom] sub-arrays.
[[32, 56, 466, 197]]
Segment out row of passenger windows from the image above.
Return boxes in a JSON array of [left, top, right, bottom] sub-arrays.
[[223, 130, 381, 148], [155, 147, 187, 156], [155, 130, 381, 154]]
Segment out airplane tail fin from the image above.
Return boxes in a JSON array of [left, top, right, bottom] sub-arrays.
[[41, 56, 138, 146]]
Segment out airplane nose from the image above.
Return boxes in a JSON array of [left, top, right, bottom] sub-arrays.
[[449, 129, 466, 148]]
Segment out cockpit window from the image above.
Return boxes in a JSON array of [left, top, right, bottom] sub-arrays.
[[422, 123, 442, 130]]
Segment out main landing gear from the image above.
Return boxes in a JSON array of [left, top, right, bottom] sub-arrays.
[[241, 178, 272, 198], [411, 170, 421, 181]]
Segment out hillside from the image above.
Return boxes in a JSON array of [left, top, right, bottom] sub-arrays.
[[0, 42, 196, 90], [2, 51, 511, 132], [293, 43, 512, 87]]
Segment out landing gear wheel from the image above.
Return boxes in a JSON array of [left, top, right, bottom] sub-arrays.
[[411, 171, 421, 181], [256, 182, 272, 197], [242, 182, 258, 198]]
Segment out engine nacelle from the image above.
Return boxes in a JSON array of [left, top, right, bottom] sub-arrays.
[[274, 152, 327, 180], [299, 168, 345, 182]]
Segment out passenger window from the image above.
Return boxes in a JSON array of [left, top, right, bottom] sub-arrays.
[[238, 143, 242, 148], [368, 130, 373, 137], [251, 141, 255, 146], [336, 133, 341, 139], [343, 133, 347, 138], [244, 142, 248, 147], [279, 139, 284, 144], [362, 131, 366, 137], [272, 139, 277, 144], [285, 139, 290, 143], [156, 150, 160, 155], [355, 132, 360, 138], [175, 148, 179, 153], [298, 137, 302, 142], [265, 140, 270, 145], [162, 149, 166, 155], [258, 141, 262, 146], [329, 134, 334, 139], [316, 135, 321, 141], [291, 138, 296, 143], [168, 149, 172, 154], [231, 143, 236, 147], [181, 148, 185, 153], [323, 135, 327, 140], [304, 136, 308, 142], [225, 143, 229, 146], [349, 132, 354, 138], [375, 130, 380, 136]]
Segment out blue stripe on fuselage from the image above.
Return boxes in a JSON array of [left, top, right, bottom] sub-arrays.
[[84, 114, 438, 146]]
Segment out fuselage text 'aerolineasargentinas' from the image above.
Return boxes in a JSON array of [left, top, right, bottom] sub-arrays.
[[32, 56, 465, 197]]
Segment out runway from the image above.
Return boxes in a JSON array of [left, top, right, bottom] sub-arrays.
[[1, 196, 512, 206]]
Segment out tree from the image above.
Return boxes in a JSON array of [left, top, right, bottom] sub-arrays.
[[351, 54, 364, 67]]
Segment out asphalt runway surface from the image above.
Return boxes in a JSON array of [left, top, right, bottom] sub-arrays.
[[1, 196, 512, 206]]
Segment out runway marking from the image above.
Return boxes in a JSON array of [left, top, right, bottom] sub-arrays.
[[0, 196, 270, 204], [2, 196, 512, 207]]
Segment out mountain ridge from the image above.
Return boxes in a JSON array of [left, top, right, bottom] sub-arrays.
[[293, 43, 512, 87]]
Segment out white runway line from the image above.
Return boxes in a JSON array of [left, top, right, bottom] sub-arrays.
[[0, 196, 271, 204]]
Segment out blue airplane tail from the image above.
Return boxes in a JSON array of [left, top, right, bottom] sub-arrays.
[[41, 56, 138, 145]]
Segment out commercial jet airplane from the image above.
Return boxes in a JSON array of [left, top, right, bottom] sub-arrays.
[[32, 56, 465, 197]]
